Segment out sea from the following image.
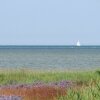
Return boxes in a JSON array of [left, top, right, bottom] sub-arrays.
[[0, 45, 100, 70]]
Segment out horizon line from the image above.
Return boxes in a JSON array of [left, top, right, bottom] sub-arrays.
[[0, 44, 100, 46]]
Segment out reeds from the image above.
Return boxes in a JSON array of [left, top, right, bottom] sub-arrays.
[[0, 85, 66, 100], [0, 69, 100, 100]]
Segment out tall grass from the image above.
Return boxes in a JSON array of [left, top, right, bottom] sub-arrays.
[[58, 81, 100, 100], [0, 69, 100, 100], [0, 69, 99, 84]]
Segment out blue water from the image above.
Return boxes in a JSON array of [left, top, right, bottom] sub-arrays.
[[0, 46, 100, 70]]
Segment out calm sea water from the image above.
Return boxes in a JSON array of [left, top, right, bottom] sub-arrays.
[[0, 46, 100, 70]]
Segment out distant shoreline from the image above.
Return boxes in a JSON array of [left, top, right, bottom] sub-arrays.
[[0, 45, 100, 49], [0, 44, 100, 46]]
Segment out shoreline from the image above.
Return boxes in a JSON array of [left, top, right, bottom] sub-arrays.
[[0, 67, 99, 72]]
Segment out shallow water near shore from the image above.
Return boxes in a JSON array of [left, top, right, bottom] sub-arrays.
[[0, 45, 100, 70]]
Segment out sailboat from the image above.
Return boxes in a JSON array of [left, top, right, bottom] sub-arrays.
[[76, 40, 81, 46]]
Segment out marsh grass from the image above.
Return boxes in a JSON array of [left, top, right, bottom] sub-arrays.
[[0, 69, 100, 100], [0, 86, 66, 100]]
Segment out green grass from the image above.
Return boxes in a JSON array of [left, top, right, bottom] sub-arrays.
[[58, 81, 100, 100], [0, 69, 100, 100]]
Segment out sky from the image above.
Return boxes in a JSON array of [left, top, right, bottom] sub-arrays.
[[0, 0, 100, 45]]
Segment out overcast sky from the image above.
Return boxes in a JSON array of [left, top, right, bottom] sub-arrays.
[[0, 0, 100, 45]]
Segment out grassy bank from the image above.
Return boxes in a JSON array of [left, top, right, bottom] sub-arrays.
[[0, 69, 100, 84], [0, 69, 100, 100]]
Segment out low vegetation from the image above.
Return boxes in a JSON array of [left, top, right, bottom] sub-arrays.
[[0, 69, 100, 100]]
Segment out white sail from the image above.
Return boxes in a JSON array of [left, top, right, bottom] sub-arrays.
[[76, 40, 81, 46]]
